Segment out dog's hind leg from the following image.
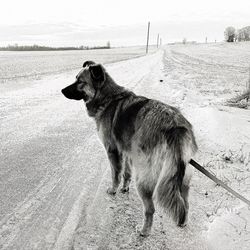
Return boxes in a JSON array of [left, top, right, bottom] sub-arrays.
[[181, 184, 189, 210], [106, 147, 123, 195], [136, 182, 155, 236], [179, 166, 192, 226], [120, 157, 132, 193]]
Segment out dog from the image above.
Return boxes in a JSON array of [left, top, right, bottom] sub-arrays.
[[61, 61, 197, 236]]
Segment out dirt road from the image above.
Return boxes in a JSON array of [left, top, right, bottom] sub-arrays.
[[0, 44, 250, 249]]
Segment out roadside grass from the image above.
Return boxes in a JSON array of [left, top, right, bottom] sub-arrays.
[[226, 90, 250, 109], [226, 66, 250, 109]]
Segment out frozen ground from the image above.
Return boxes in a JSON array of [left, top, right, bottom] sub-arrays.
[[0, 46, 155, 91], [0, 43, 249, 249]]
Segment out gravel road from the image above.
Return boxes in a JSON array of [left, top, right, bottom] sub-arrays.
[[1, 44, 249, 250]]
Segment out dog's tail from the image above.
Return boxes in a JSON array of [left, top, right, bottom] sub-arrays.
[[154, 126, 196, 226]]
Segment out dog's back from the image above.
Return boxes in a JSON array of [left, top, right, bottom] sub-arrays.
[[111, 97, 197, 232]]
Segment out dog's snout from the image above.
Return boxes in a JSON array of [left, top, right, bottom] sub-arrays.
[[61, 88, 66, 96], [61, 83, 83, 100], [61, 87, 71, 98]]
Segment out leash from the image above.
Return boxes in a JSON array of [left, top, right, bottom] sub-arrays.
[[189, 159, 250, 206]]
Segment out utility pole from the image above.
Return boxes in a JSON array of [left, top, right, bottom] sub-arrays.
[[146, 21, 150, 54], [157, 34, 159, 48]]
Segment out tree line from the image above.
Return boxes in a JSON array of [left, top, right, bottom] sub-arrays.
[[224, 26, 250, 42], [0, 42, 111, 51]]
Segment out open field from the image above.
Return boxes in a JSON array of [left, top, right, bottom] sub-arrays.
[[0, 46, 155, 91], [0, 43, 249, 249]]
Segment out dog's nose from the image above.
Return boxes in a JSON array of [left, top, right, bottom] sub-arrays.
[[61, 88, 69, 98]]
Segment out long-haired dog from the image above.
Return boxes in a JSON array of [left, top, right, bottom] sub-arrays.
[[62, 61, 197, 236]]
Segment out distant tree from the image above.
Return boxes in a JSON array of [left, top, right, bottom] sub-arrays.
[[182, 38, 187, 44], [236, 26, 250, 42], [240, 27, 250, 41], [236, 29, 243, 42], [106, 41, 111, 48], [224, 26, 236, 42], [245, 31, 250, 41]]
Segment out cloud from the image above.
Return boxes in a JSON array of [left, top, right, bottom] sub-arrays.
[[0, 22, 148, 46], [0, 18, 249, 47], [0, 0, 249, 46]]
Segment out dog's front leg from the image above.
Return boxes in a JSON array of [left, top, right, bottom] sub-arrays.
[[106, 147, 122, 195]]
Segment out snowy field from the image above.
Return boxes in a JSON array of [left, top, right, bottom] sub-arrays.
[[0, 46, 153, 92], [0, 43, 250, 249]]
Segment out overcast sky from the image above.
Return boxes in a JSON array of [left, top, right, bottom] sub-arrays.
[[0, 0, 249, 47]]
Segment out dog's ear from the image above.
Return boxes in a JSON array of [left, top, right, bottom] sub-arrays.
[[89, 64, 106, 87], [83, 60, 95, 68]]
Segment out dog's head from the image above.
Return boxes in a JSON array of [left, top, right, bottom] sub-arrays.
[[61, 61, 106, 103]]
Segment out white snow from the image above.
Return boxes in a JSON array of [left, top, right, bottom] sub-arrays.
[[0, 43, 250, 249]]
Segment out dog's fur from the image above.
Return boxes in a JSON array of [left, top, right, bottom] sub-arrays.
[[62, 61, 197, 236]]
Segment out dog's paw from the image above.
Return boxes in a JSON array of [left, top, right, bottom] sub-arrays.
[[106, 187, 116, 195], [177, 222, 187, 228], [139, 230, 150, 237], [120, 187, 129, 193], [136, 225, 150, 237], [177, 216, 188, 228]]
